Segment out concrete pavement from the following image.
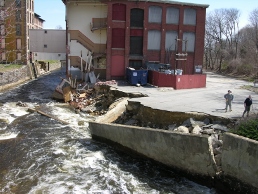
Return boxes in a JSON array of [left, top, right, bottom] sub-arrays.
[[112, 72, 257, 119]]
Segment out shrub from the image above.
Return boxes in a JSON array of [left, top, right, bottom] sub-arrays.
[[231, 118, 258, 141], [0, 64, 23, 72], [236, 63, 253, 75]]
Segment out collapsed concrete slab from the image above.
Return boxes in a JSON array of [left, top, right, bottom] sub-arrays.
[[89, 97, 258, 193]]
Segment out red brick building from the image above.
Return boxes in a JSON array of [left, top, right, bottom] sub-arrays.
[[62, 0, 209, 82]]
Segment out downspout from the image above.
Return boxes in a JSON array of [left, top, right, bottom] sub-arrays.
[[65, 1, 69, 78]]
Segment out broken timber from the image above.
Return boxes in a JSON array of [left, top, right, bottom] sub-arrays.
[[28, 108, 69, 125]]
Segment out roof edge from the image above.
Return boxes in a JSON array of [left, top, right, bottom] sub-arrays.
[[62, 0, 209, 8]]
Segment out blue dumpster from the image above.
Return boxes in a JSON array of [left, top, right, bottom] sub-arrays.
[[126, 68, 148, 85]]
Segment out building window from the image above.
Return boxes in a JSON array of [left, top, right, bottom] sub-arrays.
[[17, 38, 21, 49], [0, 0, 5, 7], [129, 60, 142, 70], [16, 24, 21, 35], [16, 0, 21, 8], [147, 30, 161, 50], [112, 3, 126, 21], [148, 6, 162, 23], [16, 10, 21, 22], [130, 8, 144, 27], [17, 52, 21, 60], [1, 52, 5, 60], [32, 0, 34, 11], [0, 10, 4, 20], [183, 8, 196, 25], [1, 24, 5, 35], [165, 31, 178, 51], [1, 38, 5, 49], [112, 28, 125, 48], [130, 36, 143, 55], [183, 32, 195, 52], [44, 44, 47, 48], [166, 7, 179, 24]]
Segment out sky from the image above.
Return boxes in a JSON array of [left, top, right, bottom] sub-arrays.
[[34, 0, 257, 29]]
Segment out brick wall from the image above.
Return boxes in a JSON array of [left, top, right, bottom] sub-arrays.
[[107, 1, 207, 78]]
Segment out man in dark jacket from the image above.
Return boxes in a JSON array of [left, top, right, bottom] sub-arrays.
[[242, 95, 252, 117]]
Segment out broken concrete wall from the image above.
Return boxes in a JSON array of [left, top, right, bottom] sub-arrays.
[[221, 133, 258, 189], [127, 100, 232, 126], [89, 121, 217, 177]]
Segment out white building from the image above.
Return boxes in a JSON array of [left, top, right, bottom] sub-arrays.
[[29, 29, 66, 61]]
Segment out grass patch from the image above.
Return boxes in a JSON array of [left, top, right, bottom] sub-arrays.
[[231, 118, 258, 141], [0, 64, 23, 72], [38, 60, 59, 64]]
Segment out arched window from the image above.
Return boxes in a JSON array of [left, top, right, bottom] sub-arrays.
[[148, 6, 162, 23], [112, 4, 126, 21], [166, 7, 179, 24], [130, 8, 144, 27]]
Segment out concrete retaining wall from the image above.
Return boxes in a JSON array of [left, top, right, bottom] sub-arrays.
[[89, 121, 258, 192], [222, 133, 258, 188], [89, 122, 217, 177]]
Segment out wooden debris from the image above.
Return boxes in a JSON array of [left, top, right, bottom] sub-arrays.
[[28, 108, 69, 125]]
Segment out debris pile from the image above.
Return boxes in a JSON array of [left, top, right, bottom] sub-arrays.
[[52, 76, 118, 116]]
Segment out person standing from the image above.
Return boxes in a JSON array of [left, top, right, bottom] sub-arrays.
[[224, 90, 234, 112], [242, 95, 252, 117]]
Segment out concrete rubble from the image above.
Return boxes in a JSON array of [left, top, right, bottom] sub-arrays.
[[52, 76, 119, 116], [113, 105, 227, 171]]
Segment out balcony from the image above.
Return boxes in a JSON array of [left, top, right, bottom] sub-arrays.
[[90, 18, 107, 32]]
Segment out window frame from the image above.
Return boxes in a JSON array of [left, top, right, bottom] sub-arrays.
[[183, 8, 196, 26], [148, 6, 162, 24], [147, 30, 161, 50]]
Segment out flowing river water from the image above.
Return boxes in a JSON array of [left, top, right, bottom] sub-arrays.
[[0, 68, 218, 194]]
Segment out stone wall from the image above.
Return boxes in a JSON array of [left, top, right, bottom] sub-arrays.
[[0, 62, 62, 92], [0, 65, 30, 91]]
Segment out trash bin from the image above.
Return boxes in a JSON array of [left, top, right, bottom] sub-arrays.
[[127, 68, 148, 85]]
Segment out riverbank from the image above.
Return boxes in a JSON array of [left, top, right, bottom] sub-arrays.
[[0, 62, 62, 92]]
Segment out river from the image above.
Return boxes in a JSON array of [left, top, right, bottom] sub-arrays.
[[0, 67, 217, 194]]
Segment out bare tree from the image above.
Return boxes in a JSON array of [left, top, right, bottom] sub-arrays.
[[56, 25, 63, 30], [224, 9, 240, 59], [249, 8, 258, 52], [205, 8, 241, 72]]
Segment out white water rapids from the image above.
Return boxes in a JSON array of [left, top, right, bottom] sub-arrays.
[[0, 69, 217, 194]]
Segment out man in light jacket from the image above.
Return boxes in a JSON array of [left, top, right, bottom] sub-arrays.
[[224, 90, 234, 112]]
